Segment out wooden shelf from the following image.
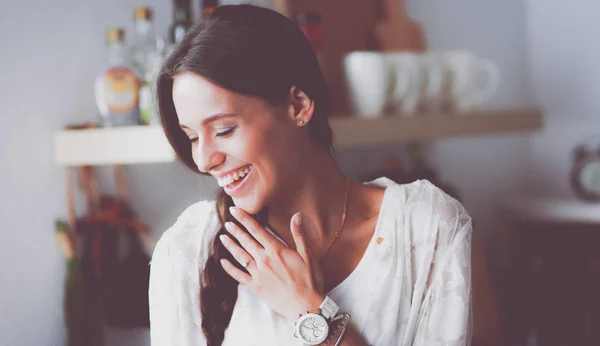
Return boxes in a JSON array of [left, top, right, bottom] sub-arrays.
[[53, 107, 543, 167], [501, 196, 600, 224], [53, 125, 176, 166], [330, 107, 543, 148]]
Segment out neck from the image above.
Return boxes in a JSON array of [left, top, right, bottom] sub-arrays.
[[266, 149, 349, 257]]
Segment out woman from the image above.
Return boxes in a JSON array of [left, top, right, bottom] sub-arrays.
[[149, 4, 472, 346]]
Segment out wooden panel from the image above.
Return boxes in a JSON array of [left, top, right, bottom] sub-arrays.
[[500, 195, 600, 224], [289, 0, 378, 113], [53, 125, 176, 166], [330, 107, 544, 148], [52, 108, 543, 167]]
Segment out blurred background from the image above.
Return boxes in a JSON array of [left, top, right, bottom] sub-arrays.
[[1, 0, 600, 345]]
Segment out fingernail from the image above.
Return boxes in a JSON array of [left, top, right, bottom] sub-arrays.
[[229, 207, 239, 216], [224, 222, 233, 231], [219, 234, 227, 242], [294, 213, 302, 226]]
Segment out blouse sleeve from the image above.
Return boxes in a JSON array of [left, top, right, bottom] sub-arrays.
[[412, 184, 473, 346], [149, 237, 189, 346], [149, 201, 216, 346]]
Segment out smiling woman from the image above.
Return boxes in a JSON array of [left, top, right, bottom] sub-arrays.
[[150, 4, 473, 346]]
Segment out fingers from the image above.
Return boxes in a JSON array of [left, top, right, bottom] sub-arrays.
[[220, 258, 252, 285], [224, 222, 263, 258], [220, 234, 256, 272], [290, 212, 311, 264], [230, 207, 279, 249]]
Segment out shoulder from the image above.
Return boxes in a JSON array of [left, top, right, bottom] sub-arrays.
[[401, 179, 472, 254], [401, 179, 470, 224], [369, 177, 469, 219], [157, 199, 219, 249], [150, 200, 220, 280], [370, 177, 472, 245]]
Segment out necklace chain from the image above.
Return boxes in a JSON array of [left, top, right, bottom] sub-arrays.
[[320, 178, 350, 264]]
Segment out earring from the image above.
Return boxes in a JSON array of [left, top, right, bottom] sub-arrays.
[[298, 120, 305, 125]]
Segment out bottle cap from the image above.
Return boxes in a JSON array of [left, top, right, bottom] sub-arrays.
[[106, 28, 125, 44], [202, 0, 218, 7], [174, 0, 191, 8], [134, 6, 153, 20], [294, 12, 322, 24]]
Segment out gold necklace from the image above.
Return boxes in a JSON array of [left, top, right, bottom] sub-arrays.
[[320, 178, 350, 264]]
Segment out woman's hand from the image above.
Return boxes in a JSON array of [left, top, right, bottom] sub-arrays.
[[219, 207, 325, 322]]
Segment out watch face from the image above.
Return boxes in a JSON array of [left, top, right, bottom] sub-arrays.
[[297, 314, 328, 345]]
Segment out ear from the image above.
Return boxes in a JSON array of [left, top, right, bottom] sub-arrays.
[[286, 86, 315, 127]]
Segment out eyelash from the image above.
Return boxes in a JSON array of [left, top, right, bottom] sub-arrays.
[[188, 126, 237, 143], [215, 125, 237, 137]]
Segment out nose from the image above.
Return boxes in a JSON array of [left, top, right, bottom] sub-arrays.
[[194, 138, 225, 174]]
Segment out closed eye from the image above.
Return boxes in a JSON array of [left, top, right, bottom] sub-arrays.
[[216, 125, 237, 137]]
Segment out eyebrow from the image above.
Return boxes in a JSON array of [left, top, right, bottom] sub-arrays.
[[180, 113, 237, 130]]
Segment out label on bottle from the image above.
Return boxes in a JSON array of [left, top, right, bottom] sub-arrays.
[[174, 26, 186, 43], [139, 81, 154, 125], [102, 67, 140, 113]]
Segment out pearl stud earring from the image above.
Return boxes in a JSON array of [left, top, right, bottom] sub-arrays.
[[298, 120, 304, 125]]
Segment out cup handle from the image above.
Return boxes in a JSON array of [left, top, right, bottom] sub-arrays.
[[471, 59, 501, 104], [390, 66, 411, 108], [424, 65, 444, 102]]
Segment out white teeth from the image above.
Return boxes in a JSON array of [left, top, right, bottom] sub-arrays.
[[217, 165, 252, 187]]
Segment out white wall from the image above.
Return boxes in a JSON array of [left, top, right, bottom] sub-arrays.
[[339, 0, 533, 234], [0, 0, 531, 345], [0, 1, 233, 345], [524, 0, 600, 197]]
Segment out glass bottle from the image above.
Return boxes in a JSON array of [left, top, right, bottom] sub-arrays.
[[294, 12, 328, 86], [131, 6, 166, 125], [201, 0, 218, 18], [294, 12, 323, 53], [94, 28, 140, 127], [169, 0, 193, 47]]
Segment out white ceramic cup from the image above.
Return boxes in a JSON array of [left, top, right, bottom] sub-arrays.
[[383, 53, 413, 114], [442, 50, 501, 111], [384, 52, 423, 115], [419, 53, 446, 113], [344, 52, 391, 117]]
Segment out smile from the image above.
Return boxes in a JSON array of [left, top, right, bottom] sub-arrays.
[[217, 165, 253, 189]]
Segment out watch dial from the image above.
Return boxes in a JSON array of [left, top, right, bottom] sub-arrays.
[[299, 316, 327, 343]]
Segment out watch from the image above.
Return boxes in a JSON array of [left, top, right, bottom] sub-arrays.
[[570, 140, 600, 201], [293, 296, 340, 345]]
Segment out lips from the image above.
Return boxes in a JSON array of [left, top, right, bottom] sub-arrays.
[[222, 165, 253, 196], [216, 165, 252, 187]]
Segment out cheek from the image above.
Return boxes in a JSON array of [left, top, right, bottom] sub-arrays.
[[221, 129, 270, 165]]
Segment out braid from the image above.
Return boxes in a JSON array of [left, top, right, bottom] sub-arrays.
[[200, 188, 267, 345]]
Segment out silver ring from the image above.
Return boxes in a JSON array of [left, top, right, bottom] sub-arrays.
[[242, 258, 254, 268]]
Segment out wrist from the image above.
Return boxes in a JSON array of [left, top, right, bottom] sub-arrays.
[[292, 291, 325, 321], [292, 295, 348, 345]]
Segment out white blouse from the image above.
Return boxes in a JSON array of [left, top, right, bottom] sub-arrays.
[[149, 177, 473, 346]]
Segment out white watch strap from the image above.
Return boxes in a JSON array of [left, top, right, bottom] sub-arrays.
[[319, 296, 339, 320]]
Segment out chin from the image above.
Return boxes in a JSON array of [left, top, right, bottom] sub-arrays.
[[231, 196, 264, 216], [228, 170, 269, 216]]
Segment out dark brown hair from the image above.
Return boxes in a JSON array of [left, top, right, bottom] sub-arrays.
[[156, 4, 334, 345]]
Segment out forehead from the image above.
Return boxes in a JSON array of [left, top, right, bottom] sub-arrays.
[[172, 72, 243, 126]]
